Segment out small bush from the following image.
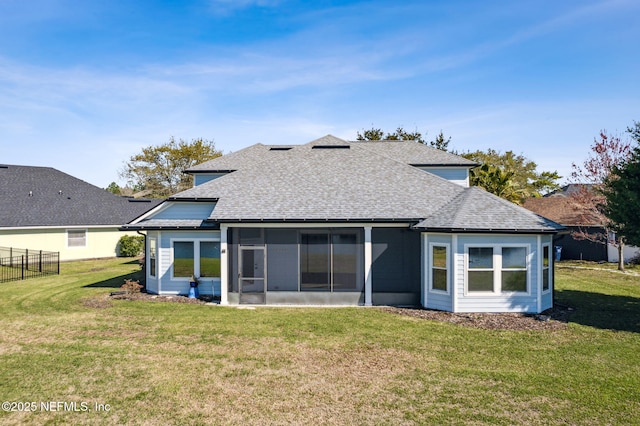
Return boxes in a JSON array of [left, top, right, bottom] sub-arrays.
[[118, 235, 145, 257], [121, 279, 142, 294]]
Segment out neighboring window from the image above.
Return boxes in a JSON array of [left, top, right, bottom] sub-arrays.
[[173, 241, 194, 278], [67, 230, 87, 248], [542, 245, 550, 292], [200, 241, 221, 278], [430, 244, 448, 292], [149, 238, 157, 278], [467, 246, 529, 294], [468, 247, 494, 292]]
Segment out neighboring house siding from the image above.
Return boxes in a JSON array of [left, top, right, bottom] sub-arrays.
[[554, 226, 608, 261], [0, 227, 141, 261]]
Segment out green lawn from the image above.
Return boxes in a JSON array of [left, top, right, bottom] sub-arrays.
[[0, 259, 639, 425]]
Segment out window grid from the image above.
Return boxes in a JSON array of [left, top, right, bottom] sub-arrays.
[[430, 244, 449, 293], [466, 245, 529, 295]]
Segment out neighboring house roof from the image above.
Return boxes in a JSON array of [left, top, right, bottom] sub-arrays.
[[0, 165, 162, 228], [523, 185, 606, 227], [130, 135, 563, 233]]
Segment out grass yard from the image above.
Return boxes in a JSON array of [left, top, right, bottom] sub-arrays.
[[0, 259, 639, 425]]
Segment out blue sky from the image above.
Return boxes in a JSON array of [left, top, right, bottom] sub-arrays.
[[1, 0, 639, 188]]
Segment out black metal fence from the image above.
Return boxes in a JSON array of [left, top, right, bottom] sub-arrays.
[[0, 247, 60, 283]]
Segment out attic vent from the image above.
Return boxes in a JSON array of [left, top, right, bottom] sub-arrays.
[[128, 199, 152, 203], [311, 145, 350, 150], [0, 165, 8, 169], [269, 147, 292, 151]]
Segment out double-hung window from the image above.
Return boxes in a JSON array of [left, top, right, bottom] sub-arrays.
[[430, 244, 449, 292], [467, 246, 529, 294], [542, 244, 551, 293]]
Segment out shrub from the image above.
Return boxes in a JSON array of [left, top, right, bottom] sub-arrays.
[[118, 235, 145, 257], [121, 279, 142, 294]]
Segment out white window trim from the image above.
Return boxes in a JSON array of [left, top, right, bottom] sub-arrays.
[[429, 242, 450, 295], [66, 229, 88, 248], [464, 244, 531, 296], [542, 243, 552, 294], [148, 237, 157, 278], [170, 237, 221, 281]]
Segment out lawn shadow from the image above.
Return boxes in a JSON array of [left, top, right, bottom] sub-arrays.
[[84, 269, 144, 289], [555, 289, 640, 333]]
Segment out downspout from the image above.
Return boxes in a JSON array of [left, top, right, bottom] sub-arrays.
[[136, 230, 147, 286], [552, 233, 564, 309]]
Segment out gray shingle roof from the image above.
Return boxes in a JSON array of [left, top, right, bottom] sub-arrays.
[[414, 186, 565, 233], [349, 140, 477, 166], [0, 165, 162, 228], [175, 136, 467, 221], [152, 135, 562, 234]]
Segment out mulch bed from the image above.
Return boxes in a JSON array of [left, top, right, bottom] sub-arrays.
[[101, 291, 573, 331], [380, 305, 573, 330]]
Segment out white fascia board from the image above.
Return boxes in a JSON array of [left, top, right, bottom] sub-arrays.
[[128, 201, 172, 225]]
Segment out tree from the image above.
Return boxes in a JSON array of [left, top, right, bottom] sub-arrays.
[[357, 126, 426, 144], [469, 163, 526, 204], [120, 137, 223, 198], [105, 182, 121, 195], [429, 131, 450, 151], [601, 122, 640, 248], [462, 149, 561, 204], [570, 130, 631, 184], [356, 126, 453, 151], [570, 129, 633, 270]]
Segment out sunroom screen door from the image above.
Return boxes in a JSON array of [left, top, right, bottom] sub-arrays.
[[239, 247, 266, 304]]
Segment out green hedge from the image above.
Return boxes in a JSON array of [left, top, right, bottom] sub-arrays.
[[118, 235, 145, 257]]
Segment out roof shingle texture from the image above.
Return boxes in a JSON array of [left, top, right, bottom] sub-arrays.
[[166, 135, 563, 232], [416, 187, 563, 232], [0, 165, 161, 227]]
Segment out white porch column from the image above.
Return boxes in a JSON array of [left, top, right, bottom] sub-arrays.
[[364, 226, 373, 306], [220, 225, 229, 306]]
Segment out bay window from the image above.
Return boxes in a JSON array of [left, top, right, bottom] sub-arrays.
[[467, 245, 529, 294]]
